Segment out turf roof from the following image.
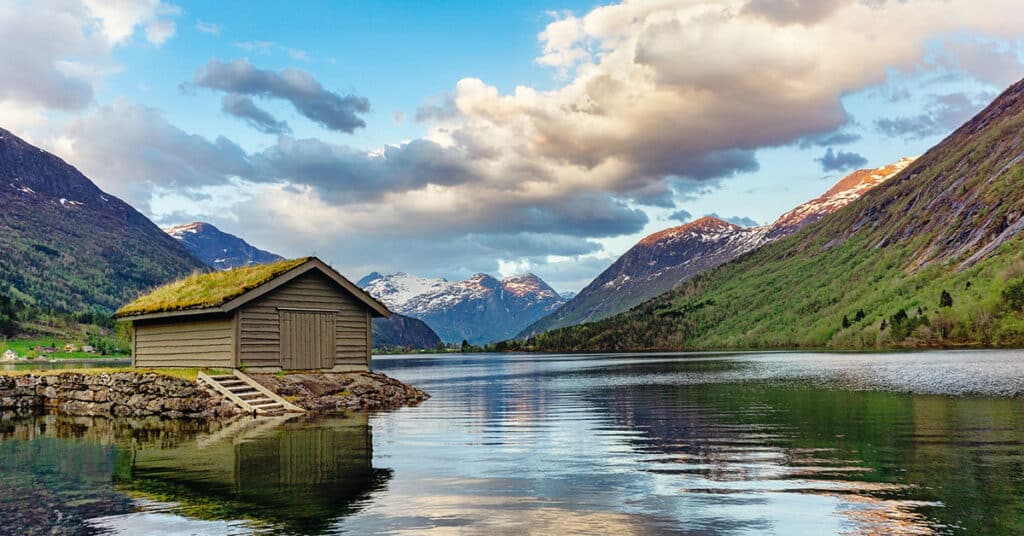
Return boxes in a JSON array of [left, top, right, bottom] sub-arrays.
[[116, 257, 311, 317]]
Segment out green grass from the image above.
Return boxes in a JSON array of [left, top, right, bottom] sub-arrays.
[[0, 367, 232, 381], [2, 336, 129, 360], [116, 258, 309, 317]]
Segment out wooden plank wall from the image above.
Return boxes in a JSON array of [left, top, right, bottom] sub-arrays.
[[239, 271, 370, 368], [134, 317, 234, 368], [280, 310, 336, 369]]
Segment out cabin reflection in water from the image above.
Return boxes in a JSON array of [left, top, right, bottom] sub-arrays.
[[117, 414, 391, 534]]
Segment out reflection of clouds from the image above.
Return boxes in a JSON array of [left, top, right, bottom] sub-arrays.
[[347, 490, 648, 535], [834, 494, 941, 536]]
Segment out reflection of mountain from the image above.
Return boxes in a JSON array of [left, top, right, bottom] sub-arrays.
[[580, 365, 1024, 534], [117, 414, 391, 534]]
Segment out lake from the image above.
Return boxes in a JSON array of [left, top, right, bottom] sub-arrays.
[[3, 350, 1024, 535]]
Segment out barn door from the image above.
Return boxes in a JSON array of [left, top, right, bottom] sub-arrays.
[[279, 310, 336, 370]]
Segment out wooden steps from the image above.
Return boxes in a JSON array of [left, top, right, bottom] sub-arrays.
[[197, 370, 306, 416]]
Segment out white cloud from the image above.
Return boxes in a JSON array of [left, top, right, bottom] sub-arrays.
[[81, 0, 181, 45], [195, 20, 221, 35], [145, 18, 176, 44], [0, 0, 180, 119], [49, 100, 251, 211]]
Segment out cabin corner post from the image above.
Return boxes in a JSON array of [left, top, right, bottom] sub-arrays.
[[233, 310, 242, 369], [366, 312, 372, 370], [131, 321, 137, 368]]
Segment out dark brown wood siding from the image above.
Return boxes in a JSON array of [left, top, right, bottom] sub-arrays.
[[133, 316, 234, 368], [239, 271, 370, 368]]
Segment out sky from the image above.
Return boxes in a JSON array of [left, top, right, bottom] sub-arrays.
[[2, 0, 1023, 293]]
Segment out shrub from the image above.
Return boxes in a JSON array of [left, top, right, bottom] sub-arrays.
[[1002, 278, 1024, 311]]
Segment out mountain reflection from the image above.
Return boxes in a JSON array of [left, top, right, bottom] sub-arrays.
[[584, 362, 1024, 535]]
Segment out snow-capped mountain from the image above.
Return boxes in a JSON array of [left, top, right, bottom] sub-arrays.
[[359, 272, 450, 310], [165, 222, 283, 270], [361, 272, 565, 344], [768, 157, 915, 238], [522, 159, 914, 337]]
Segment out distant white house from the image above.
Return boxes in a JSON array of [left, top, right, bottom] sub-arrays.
[[2, 349, 19, 361]]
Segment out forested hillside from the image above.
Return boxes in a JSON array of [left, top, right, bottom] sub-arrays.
[[0, 128, 207, 314]]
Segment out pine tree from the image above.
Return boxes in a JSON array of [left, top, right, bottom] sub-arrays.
[[460, 339, 470, 352], [841, 315, 851, 329], [940, 290, 953, 308], [854, 309, 865, 322]]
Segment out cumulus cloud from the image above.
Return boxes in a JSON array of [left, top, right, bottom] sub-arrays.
[[80, 0, 180, 45], [401, 0, 1024, 220], [221, 94, 291, 134], [668, 209, 693, 223], [875, 92, 988, 139], [51, 100, 251, 211], [250, 137, 478, 203], [816, 147, 868, 172], [189, 59, 369, 133], [0, 0, 180, 112], [706, 213, 760, 228], [742, 0, 853, 25]]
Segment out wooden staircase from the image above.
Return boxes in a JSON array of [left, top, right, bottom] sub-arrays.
[[197, 370, 306, 416]]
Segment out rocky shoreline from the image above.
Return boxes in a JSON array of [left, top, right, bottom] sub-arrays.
[[250, 372, 430, 413], [0, 371, 428, 420]]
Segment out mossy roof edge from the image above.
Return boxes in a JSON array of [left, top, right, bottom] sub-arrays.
[[115, 257, 312, 317]]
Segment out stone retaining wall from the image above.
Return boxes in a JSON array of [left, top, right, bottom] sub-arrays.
[[0, 373, 239, 420]]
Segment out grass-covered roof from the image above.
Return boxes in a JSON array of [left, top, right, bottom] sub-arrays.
[[116, 258, 311, 317]]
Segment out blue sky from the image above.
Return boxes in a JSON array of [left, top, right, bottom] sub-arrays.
[[3, 0, 1023, 292]]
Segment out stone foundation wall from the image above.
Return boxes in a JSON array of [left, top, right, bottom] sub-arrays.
[[0, 373, 239, 420]]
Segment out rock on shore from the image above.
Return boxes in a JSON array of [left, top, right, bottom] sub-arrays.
[[250, 372, 429, 414]]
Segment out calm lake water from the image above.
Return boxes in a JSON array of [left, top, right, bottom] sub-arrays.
[[3, 350, 1024, 535]]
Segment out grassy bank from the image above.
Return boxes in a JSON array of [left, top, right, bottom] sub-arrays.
[[0, 367, 233, 382], [2, 336, 129, 360]]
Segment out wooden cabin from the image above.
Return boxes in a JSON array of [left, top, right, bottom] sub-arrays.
[[115, 257, 391, 371]]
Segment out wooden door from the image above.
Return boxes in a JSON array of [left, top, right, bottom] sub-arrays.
[[280, 310, 336, 370]]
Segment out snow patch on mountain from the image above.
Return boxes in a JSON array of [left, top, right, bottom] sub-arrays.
[[361, 271, 565, 344], [361, 272, 451, 310]]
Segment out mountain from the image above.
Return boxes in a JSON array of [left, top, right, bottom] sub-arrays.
[[522, 159, 914, 336], [372, 314, 442, 351], [362, 272, 450, 310], [363, 272, 565, 344], [530, 77, 1024, 352], [166, 222, 284, 270], [0, 127, 207, 313]]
